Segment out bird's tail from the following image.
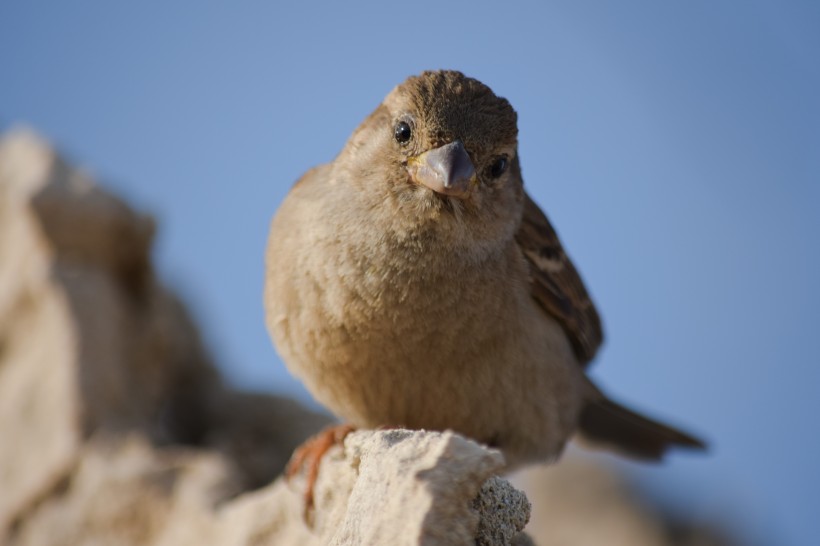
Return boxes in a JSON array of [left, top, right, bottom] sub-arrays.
[[578, 382, 706, 460]]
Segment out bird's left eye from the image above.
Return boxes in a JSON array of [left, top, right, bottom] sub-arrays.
[[394, 121, 412, 145], [489, 156, 508, 178]]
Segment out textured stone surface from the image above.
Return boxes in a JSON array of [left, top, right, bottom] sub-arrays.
[[221, 429, 531, 546], [0, 128, 328, 533], [321, 430, 530, 545], [474, 476, 532, 546], [9, 436, 237, 546], [7, 430, 532, 546], [0, 129, 85, 530]]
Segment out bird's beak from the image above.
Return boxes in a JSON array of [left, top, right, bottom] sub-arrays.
[[406, 140, 476, 199]]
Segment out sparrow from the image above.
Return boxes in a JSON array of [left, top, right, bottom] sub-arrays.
[[264, 70, 704, 479]]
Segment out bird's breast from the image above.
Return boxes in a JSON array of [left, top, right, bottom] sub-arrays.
[[268, 205, 519, 410], [264, 178, 583, 463]]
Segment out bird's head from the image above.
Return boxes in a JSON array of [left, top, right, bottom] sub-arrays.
[[337, 70, 525, 249]]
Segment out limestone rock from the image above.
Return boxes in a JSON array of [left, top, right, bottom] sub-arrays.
[[223, 429, 531, 546], [9, 435, 238, 546], [8, 430, 531, 546], [474, 477, 533, 546], [0, 128, 327, 532]]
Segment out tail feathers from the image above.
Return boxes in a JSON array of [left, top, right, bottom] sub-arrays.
[[578, 396, 706, 461]]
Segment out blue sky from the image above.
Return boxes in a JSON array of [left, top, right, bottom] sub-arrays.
[[2, 3, 818, 544]]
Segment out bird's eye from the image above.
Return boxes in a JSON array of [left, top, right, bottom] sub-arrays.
[[490, 156, 508, 178], [394, 121, 412, 145]]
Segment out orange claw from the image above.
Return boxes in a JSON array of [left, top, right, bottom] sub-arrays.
[[286, 424, 356, 517]]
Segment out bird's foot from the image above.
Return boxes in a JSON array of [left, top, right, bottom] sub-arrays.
[[286, 423, 356, 518]]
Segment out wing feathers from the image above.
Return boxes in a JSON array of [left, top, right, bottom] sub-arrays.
[[515, 192, 603, 365]]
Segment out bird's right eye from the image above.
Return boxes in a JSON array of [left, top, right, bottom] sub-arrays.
[[394, 121, 412, 145]]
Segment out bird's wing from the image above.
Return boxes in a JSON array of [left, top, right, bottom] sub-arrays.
[[515, 192, 604, 366]]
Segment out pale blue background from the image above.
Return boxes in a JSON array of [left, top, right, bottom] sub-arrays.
[[2, 3, 818, 544]]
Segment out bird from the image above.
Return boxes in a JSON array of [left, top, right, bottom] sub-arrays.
[[264, 70, 704, 500]]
